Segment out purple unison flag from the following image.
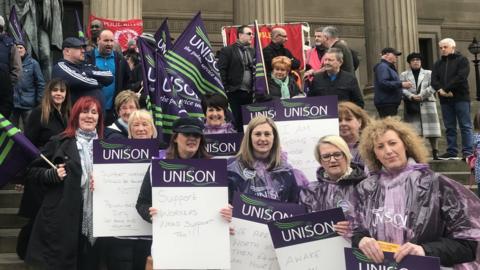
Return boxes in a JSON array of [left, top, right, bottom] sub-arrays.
[[253, 21, 268, 95], [164, 12, 226, 99], [8, 6, 25, 44], [0, 114, 40, 187], [154, 18, 173, 54], [74, 10, 85, 40], [137, 37, 157, 104]]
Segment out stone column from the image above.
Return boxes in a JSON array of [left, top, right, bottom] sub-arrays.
[[233, 0, 284, 25], [363, 0, 419, 88], [90, 0, 142, 19]]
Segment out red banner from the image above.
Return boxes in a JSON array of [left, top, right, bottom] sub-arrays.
[[88, 15, 143, 51], [223, 24, 305, 70]]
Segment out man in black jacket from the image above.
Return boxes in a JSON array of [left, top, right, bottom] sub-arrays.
[[263, 27, 300, 76], [431, 38, 473, 160], [85, 29, 130, 125], [308, 48, 364, 108], [217, 25, 255, 131]]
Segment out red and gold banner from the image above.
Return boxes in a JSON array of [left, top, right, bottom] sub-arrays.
[[88, 15, 143, 51]]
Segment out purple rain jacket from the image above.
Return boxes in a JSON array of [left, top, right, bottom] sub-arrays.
[[227, 157, 300, 204], [352, 160, 480, 269], [300, 163, 366, 221]]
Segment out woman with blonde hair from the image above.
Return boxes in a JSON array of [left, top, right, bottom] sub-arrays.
[[300, 135, 366, 235], [338, 101, 371, 167], [128, 110, 157, 139], [227, 115, 300, 202], [353, 117, 480, 268], [267, 56, 303, 99]]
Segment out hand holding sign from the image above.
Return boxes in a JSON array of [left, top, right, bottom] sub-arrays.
[[359, 237, 384, 264], [394, 242, 425, 263]]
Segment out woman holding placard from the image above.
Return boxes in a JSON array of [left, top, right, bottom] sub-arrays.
[[201, 93, 236, 134], [227, 115, 300, 203], [338, 101, 371, 168], [103, 109, 157, 270], [25, 96, 104, 270], [353, 117, 480, 268], [300, 135, 366, 236]]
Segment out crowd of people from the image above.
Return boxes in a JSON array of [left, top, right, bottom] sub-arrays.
[[0, 16, 480, 270]]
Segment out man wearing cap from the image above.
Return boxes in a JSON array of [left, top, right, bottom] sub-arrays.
[[85, 29, 130, 125], [0, 15, 22, 118], [373, 47, 413, 117], [52, 37, 114, 106]]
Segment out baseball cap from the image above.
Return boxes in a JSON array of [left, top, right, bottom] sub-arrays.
[[172, 117, 205, 135], [62, 37, 87, 49], [381, 47, 402, 56]]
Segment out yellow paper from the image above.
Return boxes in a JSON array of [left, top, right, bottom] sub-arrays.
[[377, 241, 400, 253]]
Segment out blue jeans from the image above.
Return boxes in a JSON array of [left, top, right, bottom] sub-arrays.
[[440, 101, 473, 155]]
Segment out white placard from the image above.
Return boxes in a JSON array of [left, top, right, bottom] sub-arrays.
[[93, 163, 152, 237], [276, 237, 349, 270], [231, 218, 280, 270], [151, 187, 230, 269]]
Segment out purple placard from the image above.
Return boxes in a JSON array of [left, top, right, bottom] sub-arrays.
[[205, 133, 244, 157], [232, 192, 306, 224], [344, 248, 441, 270], [93, 139, 159, 164], [151, 158, 228, 187], [241, 96, 338, 123], [267, 207, 345, 249]]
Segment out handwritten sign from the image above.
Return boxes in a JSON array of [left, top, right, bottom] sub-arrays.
[[230, 192, 306, 270], [242, 96, 339, 182], [92, 139, 158, 237], [151, 159, 230, 269], [268, 208, 349, 270], [344, 248, 441, 270], [205, 133, 243, 158]]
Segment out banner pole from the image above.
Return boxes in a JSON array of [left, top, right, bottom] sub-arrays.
[[40, 154, 57, 170], [255, 20, 269, 94]]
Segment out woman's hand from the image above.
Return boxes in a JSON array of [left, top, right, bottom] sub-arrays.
[[359, 237, 384, 264], [56, 164, 67, 180], [220, 204, 233, 223], [149, 207, 158, 221], [333, 221, 350, 236], [393, 242, 425, 263]]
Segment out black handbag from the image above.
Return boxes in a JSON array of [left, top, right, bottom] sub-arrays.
[[404, 78, 422, 115]]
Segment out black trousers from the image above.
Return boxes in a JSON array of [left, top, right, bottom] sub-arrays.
[[102, 237, 152, 270], [227, 90, 253, 132], [376, 105, 398, 118]]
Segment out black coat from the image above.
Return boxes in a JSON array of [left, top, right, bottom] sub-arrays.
[[104, 119, 129, 139], [217, 42, 254, 93], [431, 51, 470, 103], [268, 76, 302, 99], [25, 136, 84, 270], [263, 42, 300, 75], [308, 70, 364, 108]]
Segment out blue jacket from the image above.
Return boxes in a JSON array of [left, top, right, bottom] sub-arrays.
[[373, 59, 403, 106], [14, 54, 45, 109]]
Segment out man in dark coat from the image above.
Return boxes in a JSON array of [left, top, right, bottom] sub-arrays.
[[308, 48, 364, 108], [217, 25, 255, 131], [322, 25, 355, 74], [262, 27, 300, 76], [431, 38, 473, 160]]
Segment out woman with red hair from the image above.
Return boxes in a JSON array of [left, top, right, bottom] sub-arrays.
[[24, 96, 104, 270]]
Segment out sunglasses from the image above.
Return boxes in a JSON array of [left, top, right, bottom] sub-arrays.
[[243, 32, 253, 36]]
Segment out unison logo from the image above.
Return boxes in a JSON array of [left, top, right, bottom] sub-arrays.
[[239, 194, 292, 221], [206, 141, 237, 154], [100, 141, 150, 161], [247, 105, 276, 119], [274, 220, 337, 242], [159, 161, 216, 185], [352, 249, 405, 270]]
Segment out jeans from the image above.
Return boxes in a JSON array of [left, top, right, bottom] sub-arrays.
[[376, 105, 398, 118], [440, 101, 473, 155]]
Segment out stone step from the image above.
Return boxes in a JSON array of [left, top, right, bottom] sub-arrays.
[[0, 229, 19, 254], [0, 209, 27, 229], [0, 190, 22, 209], [0, 253, 26, 270], [428, 160, 469, 172], [443, 172, 472, 185]]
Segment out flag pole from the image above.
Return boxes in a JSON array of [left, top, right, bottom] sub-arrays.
[[255, 20, 269, 94], [40, 154, 57, 170]]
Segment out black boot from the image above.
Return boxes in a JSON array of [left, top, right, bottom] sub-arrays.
[[432, 149, 439, 160]]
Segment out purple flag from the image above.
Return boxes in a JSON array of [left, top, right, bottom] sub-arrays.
[[8, 6, 25, 43], [74, 10, 86, 40], [0, 114, 40, 187], [137, 37, 157, 104], [154, 18, 173, 54], [254, 20, 269, 95], [164, 12, 226, 99]]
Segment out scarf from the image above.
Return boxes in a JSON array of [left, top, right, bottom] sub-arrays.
[[272, 75, 291, 99], [76, 128, 97, 245]]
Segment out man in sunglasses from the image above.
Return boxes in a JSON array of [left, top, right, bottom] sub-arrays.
[[218, 25, 255, 132], [263, 27, 300, 76]]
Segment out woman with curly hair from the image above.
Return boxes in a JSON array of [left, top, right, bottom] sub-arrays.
[[352, 117, 480, 269]]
